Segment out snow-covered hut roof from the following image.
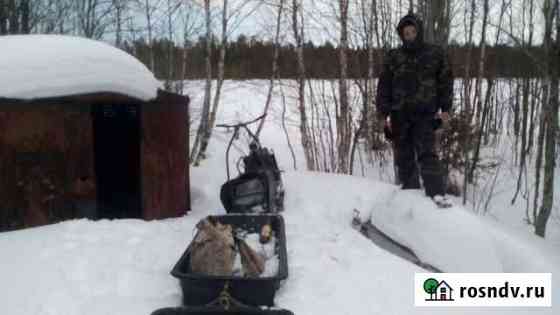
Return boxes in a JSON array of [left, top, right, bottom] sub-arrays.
[[0, 35, 161, 101]]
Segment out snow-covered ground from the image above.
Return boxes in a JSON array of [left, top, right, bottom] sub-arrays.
[[2, 171, 558, 314], [1, 80, 558, 315]]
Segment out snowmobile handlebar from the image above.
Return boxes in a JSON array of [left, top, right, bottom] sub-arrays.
[[216, 114, 266, 129], [217, 114, 267, 180]]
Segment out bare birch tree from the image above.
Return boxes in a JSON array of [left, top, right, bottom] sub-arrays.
[[256, 0, 285, 137], [191, 0, 257, 164], [194, 0, 228, 164], [467, 0, 489, 183], [113, 0, 125, 47], [163, 0, 181, 90], [512, 0, 535, 209], [177, 0, 203, 94], [336, 0, 351, 173], [291, 0, 315, 170], [75, 0, 114, 39], [136, 0, 163, 71], [190, 0, 212, 164], [535, 0, 559, 237]]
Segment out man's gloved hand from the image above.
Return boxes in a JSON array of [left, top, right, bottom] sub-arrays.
[[382, 116, 392, 141], [439, 111, 451, 129]]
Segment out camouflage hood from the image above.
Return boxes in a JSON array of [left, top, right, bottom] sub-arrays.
[[397, 13, 424, 46]]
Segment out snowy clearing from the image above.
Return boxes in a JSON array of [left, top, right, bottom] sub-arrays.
[[1, 80, 558, 315]]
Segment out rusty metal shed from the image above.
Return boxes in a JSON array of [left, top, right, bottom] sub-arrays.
[[0, 35, 190, 231]]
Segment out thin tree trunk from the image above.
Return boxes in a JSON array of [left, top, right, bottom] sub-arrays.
[[179, 1, 194, 95], [463, 0, 476, 115], [510, 0, 532, 205], [195, 0, 228, 165], [308, 82, 318, 170], [511, 0, 533, 201], [441, 0, 451, 48], [208, 0, 227, 138], [307, 83, 320, 170], [8, 0, 17, 34], [426, 0, 449, 46], [0, 1, 7, 35], [358, 139, 366, 177], [279, 82, 297, 170], [527, 79, 538, 154], [467, 0, 488, 184], [21, 0, 30, 34], [469, 79, 493, 180], [537, 86, 558, 237], [114, 0, 122, 47], [179, 34, 189, 95], [337, 0, 350, 174], [328, 81, 339, 170], [166, 0, 175, 89], [316, 91, 329, 172], [190, 0, 212, 163], [145, 0, 155, 72], [513, 79, 521, 143], [372, 0, 382, 47], [349, 115, 367, 176], [257, 0, 285, 137], [364, 0, 376, 157], [526, 0, 537, 156], [474, 0, 488, 126], [292, 0, 314, 170], [461, 0, 476, 203], [423, 0, 435, 43], [535, 0, 559, 237], [533, 100, 546, 224], [512, 78, 531, 205]]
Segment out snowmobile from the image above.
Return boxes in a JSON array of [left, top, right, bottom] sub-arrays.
[[217, 114, 285, 214]]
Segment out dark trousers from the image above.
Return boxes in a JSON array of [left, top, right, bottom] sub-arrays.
[[390, 110, 444, 197]]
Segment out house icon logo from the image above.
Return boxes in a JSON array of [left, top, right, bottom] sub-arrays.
[[423, 278, 455, 301]]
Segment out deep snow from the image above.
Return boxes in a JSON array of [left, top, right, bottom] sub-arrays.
[[1, 170, 558, 315], [0, 35, 161, 101], [1, 80, 558, 315]]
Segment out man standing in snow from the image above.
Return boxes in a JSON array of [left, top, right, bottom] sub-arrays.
[[375, 12, 453, 206]]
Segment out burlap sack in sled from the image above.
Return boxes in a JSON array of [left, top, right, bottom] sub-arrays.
[[190, 216, 265, 277]]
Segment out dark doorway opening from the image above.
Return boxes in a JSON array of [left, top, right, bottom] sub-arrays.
[[93, 104, 142, 219]]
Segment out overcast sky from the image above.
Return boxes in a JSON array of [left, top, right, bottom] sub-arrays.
[[130, 0, 547, 48]]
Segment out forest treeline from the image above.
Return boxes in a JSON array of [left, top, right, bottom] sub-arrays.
[[124, 36, 547, 80]]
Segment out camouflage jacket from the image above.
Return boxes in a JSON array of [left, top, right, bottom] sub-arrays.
[[376, 43, 453, 117]]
